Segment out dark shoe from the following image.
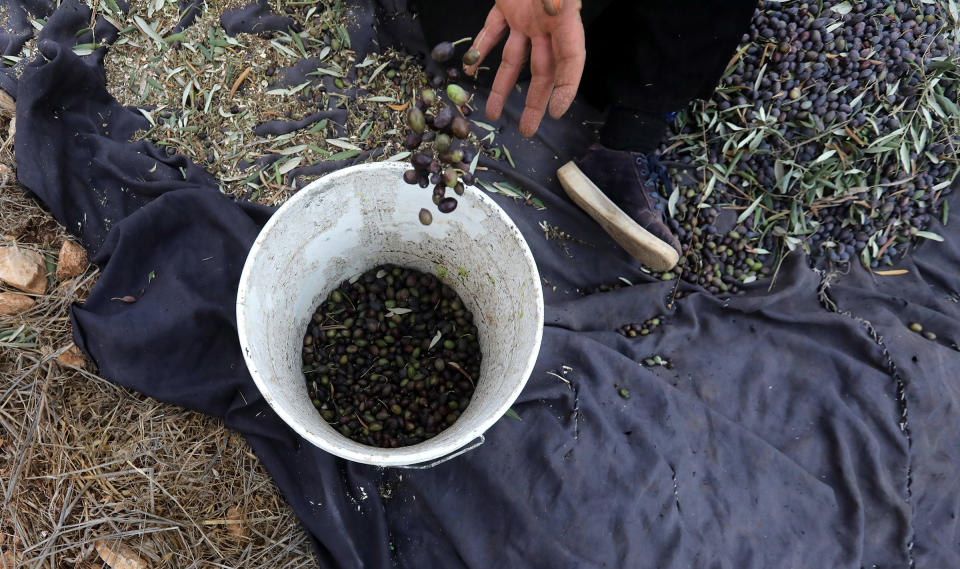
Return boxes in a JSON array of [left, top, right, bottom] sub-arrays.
[[557, 144, 681, 271]]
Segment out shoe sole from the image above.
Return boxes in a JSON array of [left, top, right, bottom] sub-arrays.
[[557, 161, 680, 272]]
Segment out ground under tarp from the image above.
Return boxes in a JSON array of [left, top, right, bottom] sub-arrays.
[[5, 1, 960, 567]]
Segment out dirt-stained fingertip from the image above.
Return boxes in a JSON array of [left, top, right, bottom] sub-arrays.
[[485, 98, 504, 122], [548, 90, 575, 118], [519, 114, 544, 138]]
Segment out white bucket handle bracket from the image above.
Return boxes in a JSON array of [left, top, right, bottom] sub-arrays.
[[392, 435, 485, 470]]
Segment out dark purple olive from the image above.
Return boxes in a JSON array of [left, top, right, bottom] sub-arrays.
[[418, 173, 430, 188], [451, 116, 470, 139], [428, 159, 441, 174], [454, 182, 465, 196], [403, 131, 422, 150], [411, 152, 432, 170], [461, 170, 475, 185], [403, 169, 419, 184], [419, 208, 433, 225], [433, 106, 453, 130], [438, 197, 458, 213], [433, 184, 446, 198], [446, 67, 461, 81], [431, 42, 455, 63]]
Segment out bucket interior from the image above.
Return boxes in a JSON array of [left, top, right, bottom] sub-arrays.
[[237, 162, 543, 466]]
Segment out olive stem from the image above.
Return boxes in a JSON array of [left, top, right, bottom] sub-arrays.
[[451, 37, 473, 46], [448, 361, 475, 388], [354, 413, 370, 430], [358, 362, 378, 379]]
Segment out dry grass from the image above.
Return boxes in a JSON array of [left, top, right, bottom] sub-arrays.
[[0, 100, 315, 568]]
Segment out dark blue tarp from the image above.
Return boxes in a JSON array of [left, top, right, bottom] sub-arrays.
[[4, 1, 960, 567]]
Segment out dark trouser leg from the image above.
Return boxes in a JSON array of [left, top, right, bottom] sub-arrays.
[[411, 0, 757, 152], [582, 0, 758, 152]]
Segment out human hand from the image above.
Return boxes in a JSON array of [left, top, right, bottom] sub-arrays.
[[463, 0, 585, 137]]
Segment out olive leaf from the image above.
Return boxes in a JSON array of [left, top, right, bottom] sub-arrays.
[[667, 187, 679, 218], [830, 2, 852, 15], [133, 16, 163, 47], [737, 195, 763, 224], [914, 230, 944, 242], [326, 138, 362, 151], [277, 157, 302, 176]]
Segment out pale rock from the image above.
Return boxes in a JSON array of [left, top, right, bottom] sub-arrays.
[[94, 539, 148, 569], [0, 550, 22, 569], [0, 292, 35, 315], [56, 240, 88, 280], [226, 506, 248, 538], [56, 344, 87, 369], [0, 245, 47, 294]]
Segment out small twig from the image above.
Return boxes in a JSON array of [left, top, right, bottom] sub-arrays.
[[354, 413, 369, 430], [545, 370, 570, 387], [447, 362, 475, 388], [875, 234, 898, 258], [228, 66, 252, 98], [844, 125, 866, 146]]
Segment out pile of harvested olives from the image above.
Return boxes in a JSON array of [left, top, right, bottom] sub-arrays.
[[302, 264, 482, 448], [660, 0, 957, 289], [403, 40, 483, 225]]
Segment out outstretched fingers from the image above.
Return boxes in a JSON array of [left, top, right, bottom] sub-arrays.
[[519, 35, 556, 137], [486, 30, 530, 122], [548, 13, 585, 119]]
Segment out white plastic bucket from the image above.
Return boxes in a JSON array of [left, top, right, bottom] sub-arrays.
[[237, 161, 544, 467]]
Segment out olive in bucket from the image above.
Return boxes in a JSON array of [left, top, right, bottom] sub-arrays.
[[302, 264, 481, 448]]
